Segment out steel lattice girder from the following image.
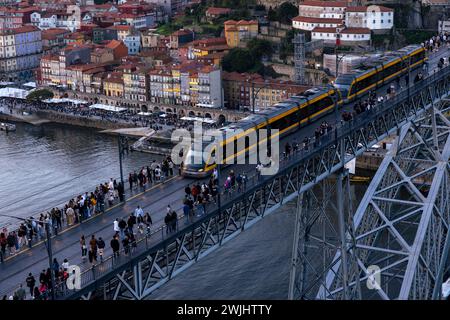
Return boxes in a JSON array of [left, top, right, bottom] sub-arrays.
[[62, 66, 450, 300], [317, 100, 450, 300]]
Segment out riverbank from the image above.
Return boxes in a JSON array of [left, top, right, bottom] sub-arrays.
[[0, 109, 138, 133]]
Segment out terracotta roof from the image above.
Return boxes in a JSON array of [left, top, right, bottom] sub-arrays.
[[224, 20, 237, 25], [83, 67, 106, 74], [194, 44, 229, 51], [236, 19, 258, 25], [311, 27, 338, 33], [105, 39, 124, 49], [108, 25, 132, 31], [41, 12, 56, 18], [171, 29, 193, 37], [41, 54, 59, 61], [340, 27, 371, 34], [300, 1, 348, 7], [192, 37, 227, 46], [223, 71, 263, 82], [346, 5, 394, 12], [0, 25, 39, 35], [292, 16, 343, 24], [312, 27, 371, 34], [41, 28, 68, 40], [206, 7, 232, 15]]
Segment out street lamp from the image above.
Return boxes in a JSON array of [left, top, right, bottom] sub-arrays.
[[0, 214, 55, 300], [118, 134, 127, 200]]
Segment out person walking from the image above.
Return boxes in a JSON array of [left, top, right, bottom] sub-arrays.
[[26, 273, 36, 298], [80, 235, 87, 262], [52, 258, 59, 278], [97, 237, 105, 262], [122, 235, 130, 255], [14, 284, 26, 300], [134, 205, 144, 218], [62, 258, 69, 271], [118, 218, 127, 239], [118, 182, 125, 202], [66, 206, 75, 226], [88, 235, 97, 264], [183, 202, 190, 224], [164, 211, 171, 234], [127, 214, 136, 235], [110, 236, 120, 258], [170, 209, 177, 232], [144, 212, 152, 234]]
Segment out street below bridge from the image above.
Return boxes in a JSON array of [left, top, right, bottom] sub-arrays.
[[0, 47, 447, 299]]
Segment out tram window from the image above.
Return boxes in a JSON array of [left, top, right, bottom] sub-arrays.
[[409, 51, 424, 65], [271, 116, 290, 130]]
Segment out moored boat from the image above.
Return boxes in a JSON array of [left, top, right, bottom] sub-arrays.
[[0, 122, 16, 132]]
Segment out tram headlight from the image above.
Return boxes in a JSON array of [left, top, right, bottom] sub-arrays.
[[198, 169, 204, 172]]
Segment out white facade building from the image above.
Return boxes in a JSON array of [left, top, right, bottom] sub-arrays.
[[298, 1, 347, 18], [345, 5, 394, 32], [312, 27, 371, 44], [293, 3, 394, 34], [292, 16, 343, 31]]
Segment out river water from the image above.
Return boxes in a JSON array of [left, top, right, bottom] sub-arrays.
[[150, 184, 368, 300], [0, 122, 158, 229]]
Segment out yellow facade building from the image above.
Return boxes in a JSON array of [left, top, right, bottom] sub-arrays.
[[224, 20, 259, 48]]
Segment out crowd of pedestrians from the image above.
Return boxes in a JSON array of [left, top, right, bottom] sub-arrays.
[[0, 97, 219, 133], [422, 32, 450, 52]]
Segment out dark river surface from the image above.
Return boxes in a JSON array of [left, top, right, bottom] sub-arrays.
[[0, 122, 159, 229], [0, 121, 368, 299]]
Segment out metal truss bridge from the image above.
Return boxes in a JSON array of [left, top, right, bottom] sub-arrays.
[[59, 66, 450, 300]]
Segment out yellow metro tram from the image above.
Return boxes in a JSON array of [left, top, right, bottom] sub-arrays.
[[182, 45, 427, 178]]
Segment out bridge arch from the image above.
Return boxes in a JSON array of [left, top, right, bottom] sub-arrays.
[[218, 114, 226, 124]]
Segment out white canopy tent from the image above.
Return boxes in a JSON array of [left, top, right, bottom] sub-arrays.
[[0, 82, 15, 86], [89, 104, 127, 112], [196, 103, 219, 108], [43, 98, 88, 105], [0, 87, 30, 99], [23, 82, 36, 88], [180, 116, 215, 124]]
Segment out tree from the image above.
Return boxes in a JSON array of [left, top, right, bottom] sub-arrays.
[[267, 7, 277, 21], [277, 2, 299, 24], [26, 88, 54, 102], [222, 48, 255, 73], [247, 39, 273, 59]]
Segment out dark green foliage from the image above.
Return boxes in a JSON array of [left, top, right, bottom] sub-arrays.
[[26, 89, 54, 102], [267, 2, 298, 24], [222, 48, 255, 73]]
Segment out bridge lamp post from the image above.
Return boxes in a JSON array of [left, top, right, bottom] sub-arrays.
[[0, 214, 55, 300], [118, 134, 126, 201]]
